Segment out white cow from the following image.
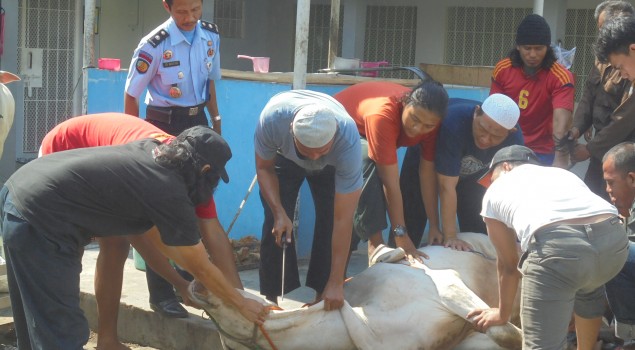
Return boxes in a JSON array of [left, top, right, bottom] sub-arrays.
[[0, 71, 20, 158], [190, 232, 522, 350]]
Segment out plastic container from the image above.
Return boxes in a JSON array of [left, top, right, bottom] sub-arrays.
[[237, 55, 270, 73], [360, 61, 390, 77], [133, 248, 146, 271], [333, 56, 360, 70], [98, 58, 121, 71]]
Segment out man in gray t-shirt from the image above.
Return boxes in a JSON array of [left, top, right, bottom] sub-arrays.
[[254, 89, 362, 310]]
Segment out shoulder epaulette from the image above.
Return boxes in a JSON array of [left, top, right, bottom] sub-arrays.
[[147, 29, 169, 48], [201, 21, 219, 34], [492, 58, 512, 79]]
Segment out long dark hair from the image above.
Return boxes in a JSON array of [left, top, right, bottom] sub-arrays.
[[399, 79, 449, 119], [153, 138, 220, 205], [508, 46, 558, 70]]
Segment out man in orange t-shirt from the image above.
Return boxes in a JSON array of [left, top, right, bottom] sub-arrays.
[[334, 80, 448, 264]]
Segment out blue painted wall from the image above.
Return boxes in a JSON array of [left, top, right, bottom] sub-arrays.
[[87, 68, 489, 257]]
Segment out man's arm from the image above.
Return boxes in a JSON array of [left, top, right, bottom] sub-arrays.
[[570, 65, 600, 138], [255, 154, 292, 245], [419, 159, 441, 244], [124, 93, 141, 117], [321, 188, 361, 311], [144, 227, 267, 324], [468, 218, 521, 330], [587, 90, 635, 160], [376, 163, 425, 260], [198, 218, 243, 289], [437, 173, 471, 251], [552, 107, 573, 168], [206, 80, 221, 134]]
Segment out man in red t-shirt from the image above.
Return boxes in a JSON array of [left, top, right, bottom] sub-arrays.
[[334, 80, 448, 264], [40, 113, 242, 349], [490, 14, 574, 168]]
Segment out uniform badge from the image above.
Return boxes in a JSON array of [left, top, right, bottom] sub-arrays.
[[163, 50, 173, 60], [178, 71, 184, 79], [207, 40, 213, 46], [138, 50, 153, 64], [136, 59, 149, 74], [169, 86, 182, 98], [207, 48, 214, 57]]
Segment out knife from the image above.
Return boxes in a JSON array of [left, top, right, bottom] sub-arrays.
[[280, 232, 288, 301]]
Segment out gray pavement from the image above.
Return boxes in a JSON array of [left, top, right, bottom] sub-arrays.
[[79, 241, 370, 350]]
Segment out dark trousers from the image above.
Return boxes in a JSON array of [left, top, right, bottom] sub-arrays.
[[399, 146, 486, 247], [144, 110, 208, 303], [259, 155, 335, 297], [1, 187, 89, 350]]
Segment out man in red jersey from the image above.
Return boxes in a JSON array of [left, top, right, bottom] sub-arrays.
[[40, 113, 243, 350], [490, 14, 574, 168]]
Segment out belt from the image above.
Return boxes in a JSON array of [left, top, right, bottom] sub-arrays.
[[146, 103, 206, 124]]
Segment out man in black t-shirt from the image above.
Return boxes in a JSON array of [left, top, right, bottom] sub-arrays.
[[0, 126, 267, 349]]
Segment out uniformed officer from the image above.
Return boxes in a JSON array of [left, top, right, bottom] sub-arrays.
[[124, 0, 222, 135], [123, 0, 222, 318]]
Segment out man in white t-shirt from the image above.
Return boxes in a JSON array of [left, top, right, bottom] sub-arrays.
[[468, 145, 629, 349]]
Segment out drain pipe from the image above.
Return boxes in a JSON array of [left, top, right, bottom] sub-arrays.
[[82, 0, 96, 114], [292, 0, 310, 90]]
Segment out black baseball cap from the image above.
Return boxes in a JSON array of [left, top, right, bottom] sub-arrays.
[[478, 145, 541, 188], [177, 126, 232, 183]]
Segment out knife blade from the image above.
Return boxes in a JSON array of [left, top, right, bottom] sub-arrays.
[[281, 232, 288, 301]]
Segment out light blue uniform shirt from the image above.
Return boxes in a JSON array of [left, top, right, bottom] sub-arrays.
[[254, 90, 363, 194], [125, 17, 221, 107]]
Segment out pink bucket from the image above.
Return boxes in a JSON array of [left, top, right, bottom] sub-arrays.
[[98, 58, 121, 71], [360, 61, 389, 77], [237, 55, 270, 73]]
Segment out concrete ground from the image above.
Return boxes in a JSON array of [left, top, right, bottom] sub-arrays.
[[79, 241, 370, 350]]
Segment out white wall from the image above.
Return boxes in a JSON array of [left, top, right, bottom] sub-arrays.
[[93, 0, 611, 73]]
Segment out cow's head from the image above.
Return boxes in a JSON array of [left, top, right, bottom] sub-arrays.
[[0, 71, 20, 158], [189, 280, 277, 350]]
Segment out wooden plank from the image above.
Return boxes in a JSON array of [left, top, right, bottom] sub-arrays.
[[419, 63, 494, 87], [221, 69, 423, 87]]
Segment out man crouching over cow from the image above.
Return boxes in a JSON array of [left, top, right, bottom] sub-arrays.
[[0, 126, 267, 349], [469, 145, 629, 349]]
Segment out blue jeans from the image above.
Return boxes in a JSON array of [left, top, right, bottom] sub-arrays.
[[606, 241, 635, 343], [0, 186, 89, 349]]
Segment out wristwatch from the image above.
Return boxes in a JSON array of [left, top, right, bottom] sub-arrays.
[[392, 225, 407, 238]]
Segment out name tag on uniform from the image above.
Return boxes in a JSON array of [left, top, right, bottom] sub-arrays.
[[162, 61, 180, 68]]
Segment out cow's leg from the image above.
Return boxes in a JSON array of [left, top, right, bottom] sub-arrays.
[[421, 265, 522, 349]]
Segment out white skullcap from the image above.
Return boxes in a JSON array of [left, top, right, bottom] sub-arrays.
[[292, 104, 337, 148], [481, 94, 520, 130]]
